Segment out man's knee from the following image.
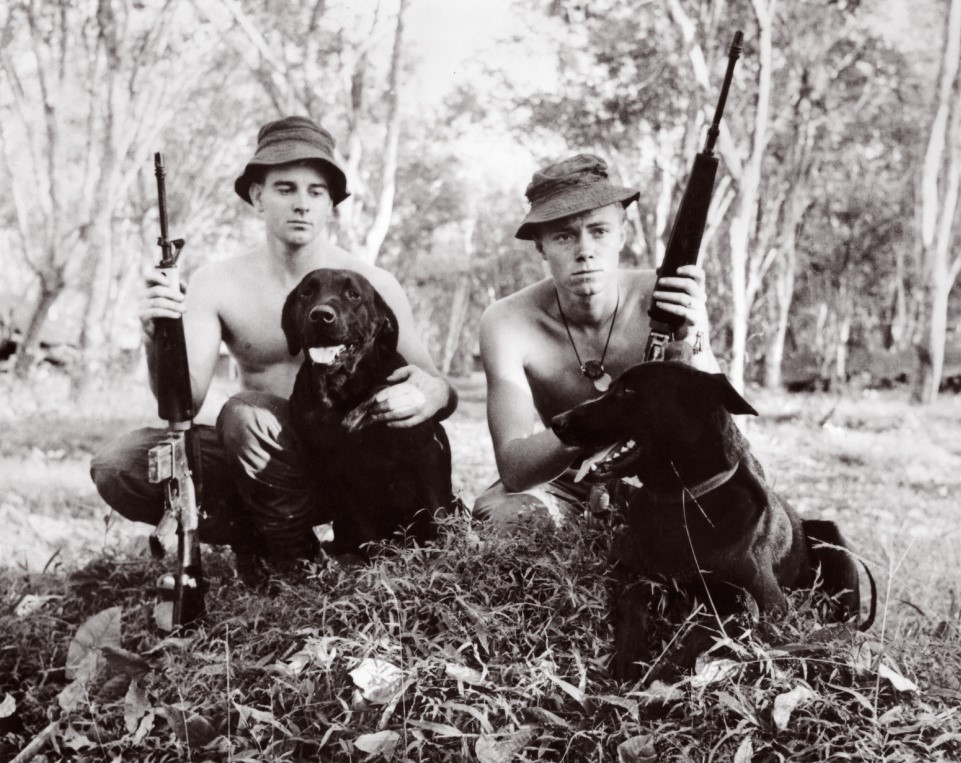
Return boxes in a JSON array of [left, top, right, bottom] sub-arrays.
[[217, 391, 292, 470], [90, 428, 165, 525], [471, 481, 555, 532]]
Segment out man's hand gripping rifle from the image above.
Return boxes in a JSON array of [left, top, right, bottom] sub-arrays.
[[147, 152, 205, 629], [644, 31, 743, 362]]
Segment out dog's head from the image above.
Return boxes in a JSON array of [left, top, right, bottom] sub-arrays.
[[550, 351, 757, 481], [281, 268, 398, 370]]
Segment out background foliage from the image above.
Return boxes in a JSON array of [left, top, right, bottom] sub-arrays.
[[1, 0, 960, 399]]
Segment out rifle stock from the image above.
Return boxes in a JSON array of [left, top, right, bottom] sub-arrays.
[[148, 152, 205, 629], [644, 31, 743, 362]]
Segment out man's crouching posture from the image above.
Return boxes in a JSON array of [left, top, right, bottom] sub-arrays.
[[91, 116, 456, 566], [474, 154, 719, 530]]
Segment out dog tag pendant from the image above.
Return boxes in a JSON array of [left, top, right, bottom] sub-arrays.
[[593, 372, 612, 392], [581, 360, 611, 391]]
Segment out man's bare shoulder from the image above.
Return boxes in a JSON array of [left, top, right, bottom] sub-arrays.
[[189, 252, 260, 291], [481, 278, 553, 326]]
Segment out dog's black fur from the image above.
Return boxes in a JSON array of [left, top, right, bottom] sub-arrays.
[[282, 268, 452, 556], [550, 344, 873, 680]]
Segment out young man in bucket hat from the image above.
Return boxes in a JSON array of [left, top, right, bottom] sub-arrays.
[[473, 154, 719, 529], [91, 116, 457, 567]]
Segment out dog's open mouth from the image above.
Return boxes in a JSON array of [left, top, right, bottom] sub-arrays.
[[307, 344, 352, 366], [574, 439, 643, 484]]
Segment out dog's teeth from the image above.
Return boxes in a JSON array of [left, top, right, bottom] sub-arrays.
[[590, 464, 597, 471], [626, 440, 635, 448]]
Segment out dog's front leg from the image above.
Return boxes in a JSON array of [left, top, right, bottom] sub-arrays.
[[611, 579, 655, 681]]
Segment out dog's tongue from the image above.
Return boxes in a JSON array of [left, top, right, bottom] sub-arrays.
[[574, 442, 621, 483], [308, 345, 345, 365]]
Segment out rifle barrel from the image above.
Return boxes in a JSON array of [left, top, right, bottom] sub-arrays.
[[154, 152, 171, 262], [704, 30, 744, 154]]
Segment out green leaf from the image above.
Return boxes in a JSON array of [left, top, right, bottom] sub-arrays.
[[355, 729, 401, 756], [65, 606, 122, 680]]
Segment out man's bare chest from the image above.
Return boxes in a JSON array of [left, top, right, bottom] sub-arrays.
[[219, 285, 293, 369], [526, 319, 652, 423]]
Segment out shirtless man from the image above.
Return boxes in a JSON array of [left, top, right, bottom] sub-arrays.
[[473, 154, 718, 528], [91, 116, 456, 564]]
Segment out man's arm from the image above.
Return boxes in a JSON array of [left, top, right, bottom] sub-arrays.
[[479, 303, 582, 493], [140, 265, 223, 413], [362, 269, 457, 427]]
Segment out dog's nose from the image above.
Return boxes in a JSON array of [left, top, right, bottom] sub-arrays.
[[309, 305, 337, 324]]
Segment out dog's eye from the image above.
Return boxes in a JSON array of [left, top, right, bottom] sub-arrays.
[[346, 289, 361, 300]]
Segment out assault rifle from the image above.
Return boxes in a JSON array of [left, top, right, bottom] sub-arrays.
[[147, 152, 205, 629], [644, 31, 744, 362]]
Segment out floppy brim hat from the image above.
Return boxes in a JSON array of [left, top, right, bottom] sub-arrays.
[[234, 116, 350, 207], [515, 153, 639, 240]]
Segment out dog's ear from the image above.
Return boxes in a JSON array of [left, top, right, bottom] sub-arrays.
[[708, 373, 758, 416], [372, 290, 399, 352], [281, 286, 303, 356]]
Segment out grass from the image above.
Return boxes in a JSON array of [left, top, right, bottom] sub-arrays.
[[1, 372, 960, 761]]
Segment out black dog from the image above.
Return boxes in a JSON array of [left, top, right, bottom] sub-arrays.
[[551, 345, 874, 680], [282, 268, 453, 556]]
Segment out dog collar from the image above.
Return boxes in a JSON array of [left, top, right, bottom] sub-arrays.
[[643, 460, 740, 505]]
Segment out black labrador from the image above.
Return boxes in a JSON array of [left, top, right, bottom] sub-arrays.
[[282, 268, 453, 556], [551, 344, 874, 680]]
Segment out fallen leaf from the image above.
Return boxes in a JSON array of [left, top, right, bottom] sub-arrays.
[[772, 684, 817, 731], [58, 679, 87, 712], [475, 726, 537, 763], [65, 606, 122, 680], [689, 659, 740, 688], [124, 679, 151, 733], [62, 725, 94, 751], [408, 719, 464, 737], [445, 663, 486, 685], [355, 729, 400, 756], [145, 636, 193, 654], [15, 594, 59, 618], [631, 679, 684, 705], [233, 703, 276, 729], [617, 733, 657, 763], [162, 704, 218, 747], [96, 673, 132, 702], [132, 711, 156, 745], [733, 735, 754, 763], [0, 694, 15, 718], [102, 645, 152, 678], [349, 659, 406, 704], [878, 661, 919, 693]]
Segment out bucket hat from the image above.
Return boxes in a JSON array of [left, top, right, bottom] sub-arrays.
[[515, 154, 639, 240], [234, 116, 350, 206]]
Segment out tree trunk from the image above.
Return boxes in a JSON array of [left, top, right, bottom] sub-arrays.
[[764, 246, 796, 389], [914, 0, 961, 403], [361, 0, 408, 264], [440, 274, 472, 375], [13, 279, 63, 378], [77, 205, 115, 387], [916, 278, 951, 402]]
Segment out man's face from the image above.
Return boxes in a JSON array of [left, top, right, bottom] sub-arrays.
[[535, 204, 626, 298], [250, 163, 333, 248]]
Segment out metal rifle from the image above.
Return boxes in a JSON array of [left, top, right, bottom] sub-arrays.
[[147, 152, 205, 629], [644, 30, 744, 362]]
